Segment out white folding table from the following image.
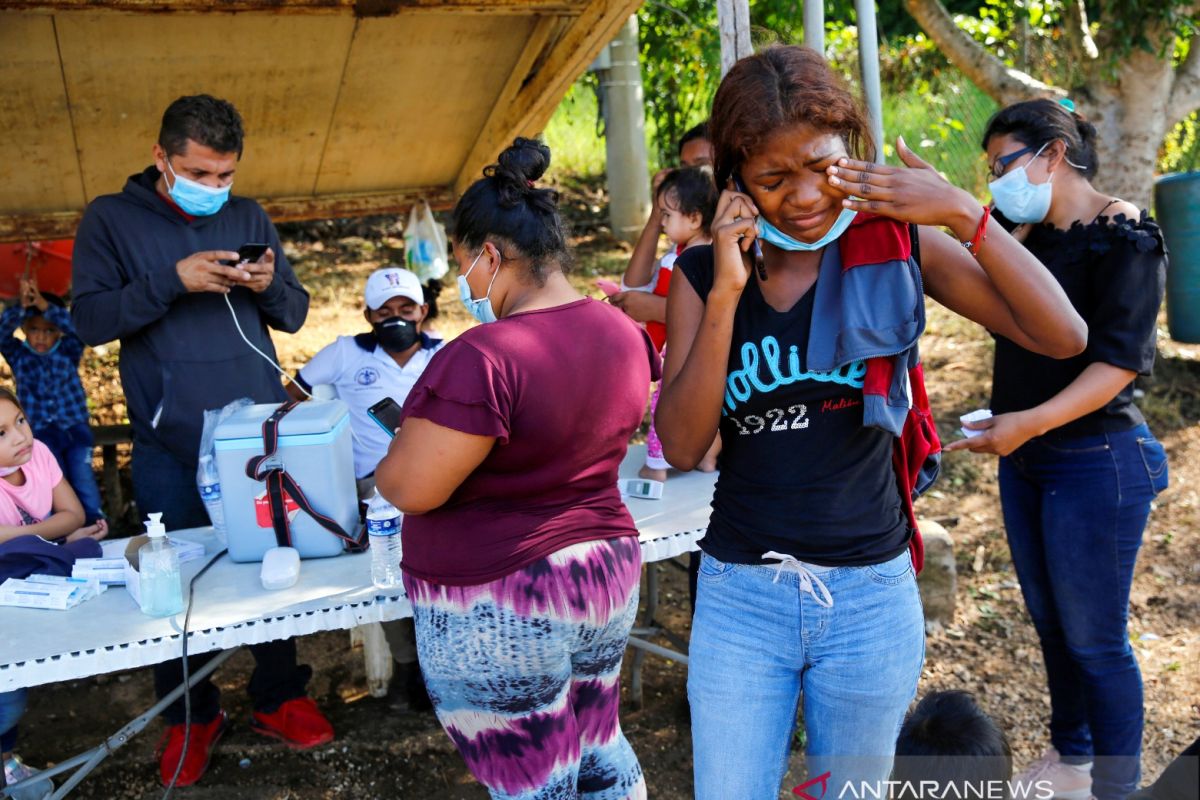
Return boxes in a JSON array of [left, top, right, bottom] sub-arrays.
[[0, 445, 715, 797]]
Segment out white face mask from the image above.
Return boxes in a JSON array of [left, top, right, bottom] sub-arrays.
[[988, 142, 1052, 224]]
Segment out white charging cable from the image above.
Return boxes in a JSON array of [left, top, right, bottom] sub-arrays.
[[223, 292, 312, 399], [224, 291, 372, 452]]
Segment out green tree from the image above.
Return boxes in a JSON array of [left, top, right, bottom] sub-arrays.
[[905, 0, 1199, 207], [637, 0, 985, 162]]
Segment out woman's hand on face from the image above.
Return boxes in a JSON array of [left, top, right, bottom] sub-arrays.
[[826, 136, 978, 237], [711, 187, 760, 296], [943, 411, 1039, 457]]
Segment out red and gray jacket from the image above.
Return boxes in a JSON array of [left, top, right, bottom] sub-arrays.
[[809, 212, 941, 573]]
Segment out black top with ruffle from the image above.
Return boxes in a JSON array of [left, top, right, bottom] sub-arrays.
[[991, 210, 1167, 439]]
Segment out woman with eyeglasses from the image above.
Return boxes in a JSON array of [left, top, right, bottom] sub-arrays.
[[947, 98, 1169, 800]]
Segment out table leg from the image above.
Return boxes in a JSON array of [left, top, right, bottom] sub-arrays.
[[100, 443, 123, 521], [0, 648, 239, 800], [356, 622, 393, 698], [627, 563, 660, 710]]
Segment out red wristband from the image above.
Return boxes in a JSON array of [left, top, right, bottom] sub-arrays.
[[963, 205, 989, 256]]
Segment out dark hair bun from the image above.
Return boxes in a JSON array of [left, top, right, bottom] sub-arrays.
[[490, 137, 551, 202]]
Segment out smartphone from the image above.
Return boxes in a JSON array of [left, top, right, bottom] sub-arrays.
[[731, 176, 768, 281], [367, 397, 404, 437], [222, 242, 270, 266], [236, 242, 270, 263]]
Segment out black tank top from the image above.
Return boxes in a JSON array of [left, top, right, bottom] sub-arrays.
[[679, 245, 908, 566]]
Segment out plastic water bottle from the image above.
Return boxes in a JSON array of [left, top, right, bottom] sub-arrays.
[[197, 455, 227, 542], [138, 513, 185, 617], [367, 489, 403, 589]]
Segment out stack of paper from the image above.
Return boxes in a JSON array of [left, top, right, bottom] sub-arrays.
[[73, 557, 128, 585], [0, 574, 105, 610]]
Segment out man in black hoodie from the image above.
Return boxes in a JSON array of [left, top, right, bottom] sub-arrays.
[[71, 95, 332, 787]]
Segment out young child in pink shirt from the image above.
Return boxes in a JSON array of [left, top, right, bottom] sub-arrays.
[[0, 386, 105, 544]]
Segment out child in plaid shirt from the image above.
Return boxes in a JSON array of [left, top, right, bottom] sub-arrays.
[[0, 277, 104, 523]]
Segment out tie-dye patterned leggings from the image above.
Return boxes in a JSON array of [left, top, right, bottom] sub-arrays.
[[402, 535, 647, 800]]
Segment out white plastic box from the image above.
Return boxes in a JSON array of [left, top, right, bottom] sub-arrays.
[[213, 400, 359, 563]]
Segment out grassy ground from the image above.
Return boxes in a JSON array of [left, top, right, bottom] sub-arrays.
[[5, 188, 1198, 798]]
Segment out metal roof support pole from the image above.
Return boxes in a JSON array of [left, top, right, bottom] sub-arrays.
[[804, 0, 825, 54], [855, 0, 886, 164], [717, 0, 752, 76], [599, 14, 652, 243]]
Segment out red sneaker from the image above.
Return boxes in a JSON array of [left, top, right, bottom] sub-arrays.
[[157, 710, 228, 787], [250, 697, 334, 749]]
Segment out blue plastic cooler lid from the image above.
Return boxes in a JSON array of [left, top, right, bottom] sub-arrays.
[[213, 400, 350, 449]]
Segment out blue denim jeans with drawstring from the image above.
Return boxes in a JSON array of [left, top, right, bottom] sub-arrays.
[[688, 548, 925, 800], [1000, 423, 1168, 800]]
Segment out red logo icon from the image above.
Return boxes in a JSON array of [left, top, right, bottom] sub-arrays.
[[794, 771, 833, 800]]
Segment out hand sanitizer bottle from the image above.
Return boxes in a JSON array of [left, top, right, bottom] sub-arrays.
[[138, 513, 185, 617]]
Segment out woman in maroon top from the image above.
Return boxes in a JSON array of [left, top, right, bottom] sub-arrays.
[[376, 138, 657, 800]]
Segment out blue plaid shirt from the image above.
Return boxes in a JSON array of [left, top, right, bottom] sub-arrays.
[[0, 303, 91, 431]]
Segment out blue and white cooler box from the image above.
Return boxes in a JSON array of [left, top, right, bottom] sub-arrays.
[[213, 400, 359, 563]]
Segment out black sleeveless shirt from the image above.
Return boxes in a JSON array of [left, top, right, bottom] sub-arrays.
[[679, 245, 909, 567]]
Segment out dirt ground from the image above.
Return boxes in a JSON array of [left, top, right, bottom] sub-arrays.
[[5, 210, 1198, 799]]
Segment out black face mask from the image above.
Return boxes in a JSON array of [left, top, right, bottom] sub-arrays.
[[374, 318, 418, 354]]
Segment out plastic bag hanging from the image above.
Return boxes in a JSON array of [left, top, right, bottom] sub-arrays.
[[404, 200, 449, 283]]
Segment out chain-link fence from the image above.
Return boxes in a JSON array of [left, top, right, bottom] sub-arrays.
[[885, 80, 998, 200], [825, 41, 998, 202]]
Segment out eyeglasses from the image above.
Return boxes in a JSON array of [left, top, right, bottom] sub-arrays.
[[990, 144, 1042, 179]]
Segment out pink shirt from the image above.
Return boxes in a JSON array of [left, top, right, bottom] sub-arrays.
[[0, 440, 64, 526]]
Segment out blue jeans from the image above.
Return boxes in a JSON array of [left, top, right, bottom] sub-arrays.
[[688, 549, 925, 800], [0, 689, 26, 752], [1000, 423, 1168, 800], [36, 423, 103, 524], [133, 436, 310, 724]]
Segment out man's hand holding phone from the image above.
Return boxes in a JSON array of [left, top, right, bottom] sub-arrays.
[[177, 244, 274, 295], [237, 245, 276, 294], [176, 250, 252, 294]]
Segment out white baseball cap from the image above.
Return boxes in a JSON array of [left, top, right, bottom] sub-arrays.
[[364, 267, 424, 310]]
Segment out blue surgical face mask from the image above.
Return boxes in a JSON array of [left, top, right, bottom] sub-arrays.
[[457, 249, 500, 324], [163, 158, 231, 216], [756, 208, 857, 252], [988, 142, 1052, 224], [22, 339, 60, 357]]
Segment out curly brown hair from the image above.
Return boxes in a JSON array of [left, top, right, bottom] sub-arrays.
[[709, 46, 874, 189]]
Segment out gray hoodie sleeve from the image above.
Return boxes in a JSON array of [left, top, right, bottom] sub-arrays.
[[70, 202, 188, 345]]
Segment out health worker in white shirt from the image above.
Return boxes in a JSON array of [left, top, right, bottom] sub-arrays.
[[287, 265, 442, 711], [289, 266, 444, 497]]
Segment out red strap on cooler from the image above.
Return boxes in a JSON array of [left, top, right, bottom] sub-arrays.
[[245, 401, 366, 552]]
